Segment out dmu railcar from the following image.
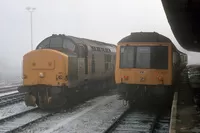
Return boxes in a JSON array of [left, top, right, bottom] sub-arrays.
[[115, 32, 187, 104]]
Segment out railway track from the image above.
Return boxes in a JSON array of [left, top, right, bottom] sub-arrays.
[[104, 107, 170, 133], [0, 86, 19, 93], [0, 92, 25, 107], [0, 107, 55, 133]]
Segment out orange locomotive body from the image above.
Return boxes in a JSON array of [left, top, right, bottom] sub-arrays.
[[23, 49, 68, 86], [115, 32, 187, 104], [18, 34, 116, 109]]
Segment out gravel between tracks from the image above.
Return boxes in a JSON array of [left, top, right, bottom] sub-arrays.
[[0, 102, 35, 120], [0, 108, 50, 133], [17, 94, 128, 133]]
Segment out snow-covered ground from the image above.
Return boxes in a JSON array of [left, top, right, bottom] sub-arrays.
[[0, 79, 22, 88], [18, 94, 128, 133], [0, 90, 18, 97], [0, 86, 19, 93], [0, 101, 35, 120]]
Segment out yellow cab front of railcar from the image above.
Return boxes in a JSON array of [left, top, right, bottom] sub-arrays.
[[115, 42, 173, 86]]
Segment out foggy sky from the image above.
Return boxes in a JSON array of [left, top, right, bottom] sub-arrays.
[[0, 0, 199, 78]]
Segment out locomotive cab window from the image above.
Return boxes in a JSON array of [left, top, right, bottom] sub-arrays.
[[49, 37, 63, 48], [36, 37, 63, 49], [37, 38, 50, 49]]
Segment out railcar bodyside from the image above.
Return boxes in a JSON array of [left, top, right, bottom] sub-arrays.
[[115, 32, 184, 104]]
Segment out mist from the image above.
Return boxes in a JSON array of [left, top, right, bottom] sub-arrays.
[[0, 0, 199, 81]]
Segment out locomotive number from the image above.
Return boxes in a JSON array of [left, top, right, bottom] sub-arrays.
[[56, 75, 63, 80]]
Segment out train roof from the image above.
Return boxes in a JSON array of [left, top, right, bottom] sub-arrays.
[[36, 34, 116, 50], [59, 35, 115, 48], [66, 36, 116, 53], [118, 32, 172, 43], [179, 51, 187, 55]]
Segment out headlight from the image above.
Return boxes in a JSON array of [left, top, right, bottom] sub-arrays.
[[39, 72, 44, 78]]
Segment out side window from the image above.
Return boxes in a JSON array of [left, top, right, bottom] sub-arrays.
[[177, 53, 181, 64], [97, 47, 101, 51], [105, 54, 112, 71], [107, 54, 111, 62], [113, 55, 116, 69], [91, 46, 96, 51], [173, 51, 180, 65], [79, 46, 85, 58], [113, 55, 116, 62], [105, 54, 108, 71], [92, 54, 95, 73], [184, 56, 187, 63], [173, 52, 177, 64], [180, 56, 183, 63]]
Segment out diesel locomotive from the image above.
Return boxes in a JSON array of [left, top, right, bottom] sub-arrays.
[[18, 34, 116, 109]]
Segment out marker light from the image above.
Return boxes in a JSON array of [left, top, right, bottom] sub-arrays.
[[23, 74, 27, 79], [157, 76, 163, 81], [123, 76, 129, 80]]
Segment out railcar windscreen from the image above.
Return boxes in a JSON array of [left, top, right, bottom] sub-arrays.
[[120, 46, 135, 68], [120, 46, 168, 69]]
